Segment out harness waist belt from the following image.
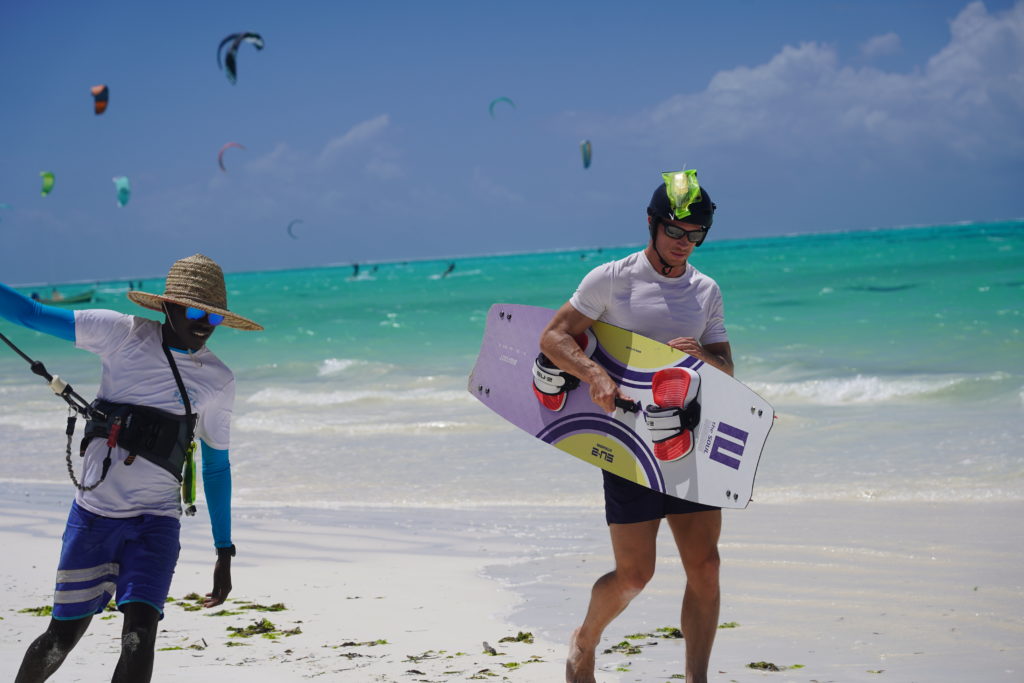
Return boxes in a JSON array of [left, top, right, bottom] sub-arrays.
[[82, 399, 196, 481]]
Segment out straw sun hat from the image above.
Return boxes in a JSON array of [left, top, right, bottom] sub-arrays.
[[127, 254, 263, 331]]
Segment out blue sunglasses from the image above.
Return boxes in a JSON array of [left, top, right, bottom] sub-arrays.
[[185, 306, 225, 326]]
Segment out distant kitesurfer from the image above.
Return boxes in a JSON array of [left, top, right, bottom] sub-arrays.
[[2, 254, 262, 683], [539, 170, 731, 683], [352, 263, 360, 277], [441, 262, 455, 278]]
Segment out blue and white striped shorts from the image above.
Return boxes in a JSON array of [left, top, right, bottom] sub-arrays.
[[52, 501, 180, 620]]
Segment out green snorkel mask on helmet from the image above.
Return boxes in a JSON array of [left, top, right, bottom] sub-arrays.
[[647, 169, 715, 237], [646, 169, 717, 273], [664, 169, 703, 220]]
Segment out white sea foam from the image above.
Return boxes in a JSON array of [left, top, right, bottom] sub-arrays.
[[428, 269, 483, 280], [317, 358, 370, 376], [224, 473, 1024, 508], [228, 495, 603, 511], [235, 414, 492, 436], [245, 386, 473, 407], [749, 374, 966, 405], [0, 411, 68, 432], [752, 481, 1024, 504]]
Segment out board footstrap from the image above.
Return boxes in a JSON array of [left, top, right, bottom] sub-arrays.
[[646, 367, 701, 461], [532, 353, 580, 412], [531, 332, 594, 413]]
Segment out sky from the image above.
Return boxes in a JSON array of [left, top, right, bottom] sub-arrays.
[[1, 0, 1022, 284]]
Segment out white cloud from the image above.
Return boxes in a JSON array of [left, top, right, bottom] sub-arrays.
[[241, 142, 303, 181], [861, 32, 902, 59], [642, 1, 1024, 161], [317, 114, 391, 166], [211, 116, 404, 212]]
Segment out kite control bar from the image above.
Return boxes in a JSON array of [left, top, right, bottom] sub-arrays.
[[1, 329, 116, 493], [614, 397, 640, 413], [0, 330, 98, 419]]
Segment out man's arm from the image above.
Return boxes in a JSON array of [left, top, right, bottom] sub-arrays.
[[200, 440, 233, 607], [539, 302, 632, 413], [0, 283, 75, 341], [666, 338, 734, 377]]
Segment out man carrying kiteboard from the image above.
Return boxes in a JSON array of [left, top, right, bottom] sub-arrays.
[[539, 170, 732, 683], [0, 254, 262, 683]]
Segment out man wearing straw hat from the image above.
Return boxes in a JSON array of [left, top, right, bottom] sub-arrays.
[[1, 254, 261, 682]]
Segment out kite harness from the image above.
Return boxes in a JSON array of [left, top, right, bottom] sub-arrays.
[[0, 331, 198, 513]]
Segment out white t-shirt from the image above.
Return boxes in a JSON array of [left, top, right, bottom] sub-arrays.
[[569, 251, 728, 345], [73, 309, 235, 519]]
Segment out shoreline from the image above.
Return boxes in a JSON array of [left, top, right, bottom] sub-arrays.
[[1, 483, 1022, 681]]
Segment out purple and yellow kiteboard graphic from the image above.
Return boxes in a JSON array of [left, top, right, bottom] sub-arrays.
[[468, 304, 774, 509]]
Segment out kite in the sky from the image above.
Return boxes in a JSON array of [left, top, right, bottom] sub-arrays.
[[218, 142, 246, 172], [91, 84, 109, 115], [488, 97, 515, 118], [217, 32, 264, 84], [580, 139, 592, 169], [287, 219, 303, 239], [113, 176, 131, 207], [40, 172, 55, 196]]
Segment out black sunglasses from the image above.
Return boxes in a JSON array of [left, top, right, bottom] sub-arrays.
[[662, 221, 708, 244]]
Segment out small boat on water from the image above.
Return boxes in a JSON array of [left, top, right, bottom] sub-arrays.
[[39, 289, 95, 305]]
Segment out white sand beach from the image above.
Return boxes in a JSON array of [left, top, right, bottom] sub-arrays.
[[1, 482, 1021, 682]]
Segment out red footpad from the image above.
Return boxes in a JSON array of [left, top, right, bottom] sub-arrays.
[[646, 367, 701, 462]]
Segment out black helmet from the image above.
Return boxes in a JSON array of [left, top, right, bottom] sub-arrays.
[[647, 171, 716, 247], [647, 184, 715, 228]]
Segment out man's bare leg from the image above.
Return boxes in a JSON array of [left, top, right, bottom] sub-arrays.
[[667, 510, 722, 683], [566, 519, 660, 683]]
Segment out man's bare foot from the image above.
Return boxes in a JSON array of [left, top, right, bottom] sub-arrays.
[[565, 628, 596, 683]]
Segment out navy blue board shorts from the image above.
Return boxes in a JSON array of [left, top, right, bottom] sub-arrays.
[[603, 470, 719, 525], [52, 501, 181, 620]]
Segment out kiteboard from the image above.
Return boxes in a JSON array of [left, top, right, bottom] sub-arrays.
[[468, 304, 773, 509]]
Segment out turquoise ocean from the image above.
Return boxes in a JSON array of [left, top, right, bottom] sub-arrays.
[[2, 220, 1022, 508]]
